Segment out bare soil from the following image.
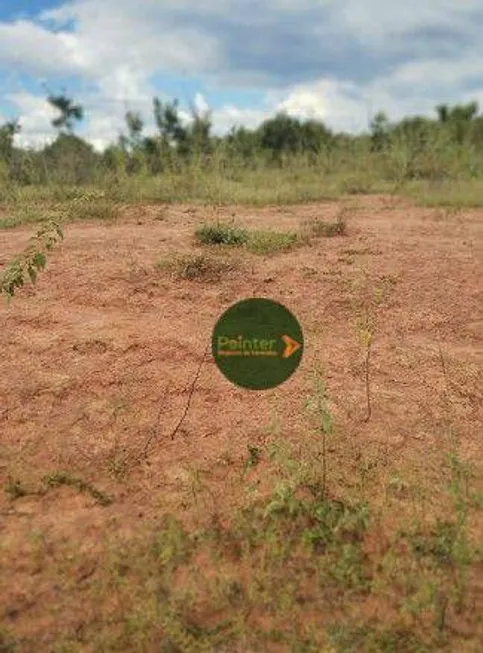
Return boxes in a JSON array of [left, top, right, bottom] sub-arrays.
[[1, 196, 482, 650]]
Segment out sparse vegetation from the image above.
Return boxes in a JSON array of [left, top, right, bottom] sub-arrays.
[[195, 221, 301, 255], [42, 471, 113, 506], [0, 220, 63, 302], [1, 91, 482, 652], [0, 628, 17, 653], [305, 214, 349, 238], [157, 251, 242, 281], [245, 228, 300, 255], [5, 477, 27, 500], [2, 95, 483, 221], [3, 368, 477, 652], [195, 221, 249, 246], [4, 471, 112, 506]]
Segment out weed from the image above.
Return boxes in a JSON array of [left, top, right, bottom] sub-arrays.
[[5, 477, 27, 500], [106, 453, 131, 481], [245, 229, 299, 254], [304, 365, 336, 499], [195, 222, 249, 246], [151, 515, 193, 570], [0, 203, 52, 229], [195, 220, 301, 255], [327, 621, 430, 652], [42, 471, 112, 506], [157, 252, 241, 282], [351, 272, 380, 423], [304, 212, 348, 238], [0, 627, 17, 652], [0, 220, 63, 302], [357, 317, 373, 422], [65, 195, 117, 222], [341, 173, 373, 195], [403, 519, 467, 568], [243, 445, 262, 474]]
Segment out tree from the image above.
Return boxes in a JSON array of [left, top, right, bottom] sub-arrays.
[[391, 116, 434, 150], [152, 97, 187, 147], [256, 112, 333, 162], [435, 102, 480, 144], [183, 102, 213, 156], [119, 110, 147, 174], [225, 125, 261, 160], [258, 112, 303, 157], [436, 104, 450, 123], [468, 115, 483, 149], [438, 102, 479, 123], [370, 111, 390, 152], [300, 119, 333, 154], [42, 132, 98, 184], [0, 119, 21, 161], [47, 92, 84, 133], [125, 111, 144, 148]]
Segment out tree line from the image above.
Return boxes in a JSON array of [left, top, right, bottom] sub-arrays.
[[1, 91, 483, 185]]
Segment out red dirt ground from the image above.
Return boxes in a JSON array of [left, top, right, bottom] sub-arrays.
[[1, 196, 482, 649]]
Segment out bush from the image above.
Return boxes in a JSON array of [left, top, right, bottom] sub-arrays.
[[195, 222, 249, 246]]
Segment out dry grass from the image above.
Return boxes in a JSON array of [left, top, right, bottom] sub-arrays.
[[157, 251, 243, 282]]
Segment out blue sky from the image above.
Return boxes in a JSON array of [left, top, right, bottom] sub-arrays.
[[0, 1, 55, 21], [1, 0, 483, 150]]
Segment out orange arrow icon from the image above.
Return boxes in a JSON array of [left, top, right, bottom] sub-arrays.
[[281, 335, 301, 358]]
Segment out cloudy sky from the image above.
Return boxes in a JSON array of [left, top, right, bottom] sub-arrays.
[[1, 0, 482, 150]]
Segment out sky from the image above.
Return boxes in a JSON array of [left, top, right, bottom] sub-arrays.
[[1, 0, 483, 150]]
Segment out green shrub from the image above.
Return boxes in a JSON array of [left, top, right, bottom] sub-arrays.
[[195, 222, 249, 246]]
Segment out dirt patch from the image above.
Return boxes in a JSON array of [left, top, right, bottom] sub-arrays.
[[1, 196, 482, 650]]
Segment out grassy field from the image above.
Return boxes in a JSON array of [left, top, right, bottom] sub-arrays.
[[0, 157, 482, 652], [1, 128, 483, 224], [2, 176, 483, 234]]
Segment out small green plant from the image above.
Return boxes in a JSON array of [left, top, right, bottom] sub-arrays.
[[5, 476, 27, 500], [0, 219, 63, 303], [404, 518, 469, 568], [357, 315, 373, 423], [195, 221, 249, 246], [151, 515, 193, 570], [352, 274, 377, 423], [304, 366, 334, 498], [245, 229, 299, 254]]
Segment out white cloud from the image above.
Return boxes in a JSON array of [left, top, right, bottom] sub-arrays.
[[37, 1, 222, 79], [0, 3, 221, 90], [0, 20, 83, 75], [1, 0, 482, 149], [273, 79, 367, 132], [6, 92, 57, 149]]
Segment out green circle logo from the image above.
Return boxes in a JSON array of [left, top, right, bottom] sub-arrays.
[[212, 298, 304, 390]]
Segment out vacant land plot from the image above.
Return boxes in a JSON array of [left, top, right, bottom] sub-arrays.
[[1, 196, 482, 652]]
